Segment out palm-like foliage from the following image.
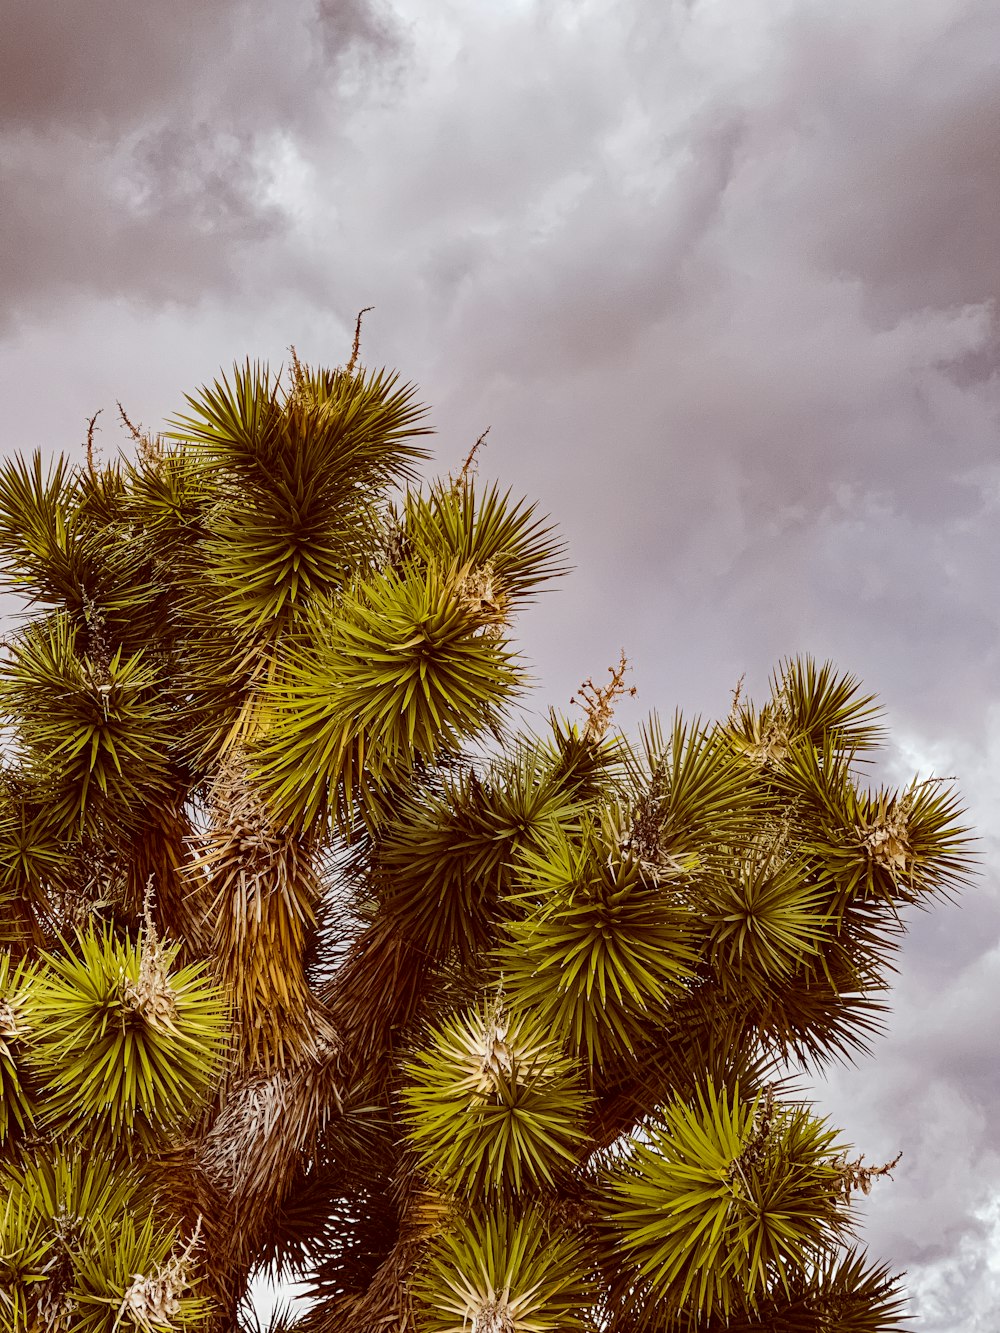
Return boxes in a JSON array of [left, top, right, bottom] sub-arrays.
[[413, 1205, 594, 1332], [604, 1085, 848, 1324], [0, 345, 972, 1332], [403, 1005, 590, 1195], [25, 927, 227, 1144]]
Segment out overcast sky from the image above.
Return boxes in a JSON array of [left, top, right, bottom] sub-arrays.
[[3, 1, 1000, 1326]]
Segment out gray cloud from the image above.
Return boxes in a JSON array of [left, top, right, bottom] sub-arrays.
[[0, 2, 239, 130], [3, 0, 1000, 1323], [0, 0, 398, 322]]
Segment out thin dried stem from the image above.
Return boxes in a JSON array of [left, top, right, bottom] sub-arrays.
[[117, 401, 163, 463], [117, 401, 145, 444], [346, 306, 375, 377], [571, 650, 636, 741], [837, 1149, 903, 1199], [728, 673, 746, 726], [287, 344, 312, 409], [454, 427, 491, 487], [85, 409, 103, 474]]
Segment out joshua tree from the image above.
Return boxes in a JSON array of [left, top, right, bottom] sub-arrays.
[[0, 336, 970, 1332]]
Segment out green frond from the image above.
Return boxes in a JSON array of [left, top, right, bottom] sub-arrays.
[[169, 360, 430, 483], [373, 771, 512, 964], [1, 1149, 207, 1332], [0, 1151, 152, 1330], [399, 479, 567, 608], [0, 785, 73, 911], [700, 845, 831, 997], [778, 740, 973, 912], [167, 360, 281, 458], [846, 777, 972, 907], [0, 1187, 53, 1330], [0, 451, 86, 604], [0, 616, 177, 835], [0, 953, 38, 1143], [588, 1000, 789, 1155], [413, 1204, 595, 1333], [728, 658, 885, 761], [402, 1005, 590, 1196], [750, 972, 890, 1071], [0, 452, 171, 649], [500, 808, 696, 1066], [699, 1246, 908, 1331], [603, 1084, 848, 1323], [374, 742, 581, 964], [253, 565, 523, 829], [25, 927, 228, 1145], [545, 712, 629, 803], [793, 1246, 908, 1332], [71, 1211, 208, 1333], [167, 359, 431, 636], [626, 714, 765, 871], [120, 446, 214, 544], [1, 1145, 142, 1223]]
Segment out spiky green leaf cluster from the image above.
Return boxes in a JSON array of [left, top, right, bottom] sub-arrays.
[[413, 1206, 594, 1333], [604, 1085, 848, 1323], [24, 928, 228, 1145], [402, 1006, 590, 1196], [0, 616, 176, 835], [0, 1153, 204, 1333], [169, 361, 431, 634], [254, 563, 522, 828], [500, 807, 697, 1066]]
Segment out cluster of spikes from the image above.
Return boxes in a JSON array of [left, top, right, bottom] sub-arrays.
[[0, 330, 972, 1332]]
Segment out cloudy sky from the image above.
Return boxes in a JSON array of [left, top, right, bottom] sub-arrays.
[[3, 0, 1000, 1325]]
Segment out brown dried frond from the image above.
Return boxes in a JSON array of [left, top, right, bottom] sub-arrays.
[[728, 1086, 776, 1190], [836, 1149, 902, 1198], [123, 882, 179, 1030], [571, 650, 636, 742], [745, 1086, 776, 1161], [456, 560, 507, 637], [126, 801, 208, 960], [0, 996, 20, 1043], [38, 1284, 78, 1333], [855, 779, 952, 879], [189, 764, 326, 1069], [475, 1003, 515, 1089], [346, 306, 375, 377], [322, 915, 431, 1064], [85, 409, 103, 474], [473, 1301, 517, 1333], [116, 1218, 203, 1332], [741, 701, 792, 767], [402, 1184, 459, 1242], [860, 815, 910, 874], [302, 1225, 423, 1333], [201, 1068, 293, 1193], [200, 1041, 343, 1227], [82, 594, 112, 678]]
